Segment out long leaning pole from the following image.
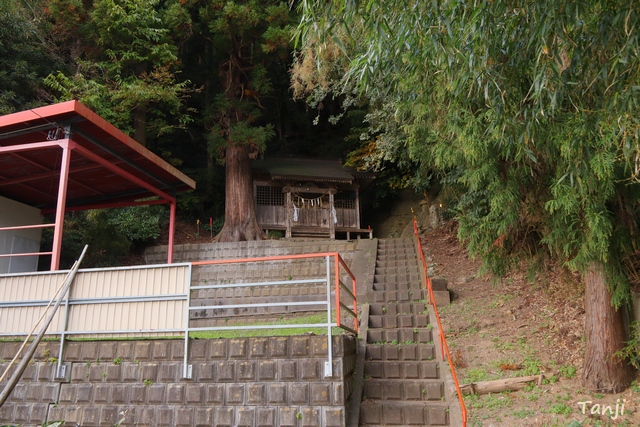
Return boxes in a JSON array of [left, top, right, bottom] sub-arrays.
[[0, 245, 88, 407]]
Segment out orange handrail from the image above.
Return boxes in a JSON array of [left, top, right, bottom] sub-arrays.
[[192, 251, 358, 334], [335, 253, 359, 334], [413, 218, 467, 427]]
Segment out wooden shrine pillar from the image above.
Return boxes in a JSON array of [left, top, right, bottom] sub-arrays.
[[329, 189, 336, 239], [285, 188, 292, 238]]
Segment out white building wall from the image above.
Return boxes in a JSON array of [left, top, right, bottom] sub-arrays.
[[0, 196, 43, 274]]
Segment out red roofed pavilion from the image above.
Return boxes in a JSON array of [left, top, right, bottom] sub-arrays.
[[0, 100, 196, 270]]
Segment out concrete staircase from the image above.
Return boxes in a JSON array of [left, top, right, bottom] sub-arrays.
[[145, 237, 456, 426], [359, 238, 449, 426]]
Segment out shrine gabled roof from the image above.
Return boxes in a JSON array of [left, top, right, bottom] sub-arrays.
[[252, 157, 375, 185], [0, 100, 195, 211]]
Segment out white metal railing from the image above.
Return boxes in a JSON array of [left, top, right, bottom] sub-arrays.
[[0, 252, 357, 379], [188, 252, 357, 378]]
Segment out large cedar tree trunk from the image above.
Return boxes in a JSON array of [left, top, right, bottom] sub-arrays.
[[214, 144, 266, 242], [582, 261, 634, 392]]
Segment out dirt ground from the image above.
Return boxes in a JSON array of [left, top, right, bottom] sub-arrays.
[[365, 189, 640, 427], [419, 221, 640, 427]]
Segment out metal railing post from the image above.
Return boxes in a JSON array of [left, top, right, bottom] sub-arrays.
[[324, 255, 333, 378], [56, 281, 72, 378], [183, 264, 193, 379]]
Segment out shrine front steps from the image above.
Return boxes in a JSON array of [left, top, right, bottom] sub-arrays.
[[359, 238, 450, 427]]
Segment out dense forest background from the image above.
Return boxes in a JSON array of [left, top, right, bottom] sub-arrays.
[[0, 0, 410, 264]]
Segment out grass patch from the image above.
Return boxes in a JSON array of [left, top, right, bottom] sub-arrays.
[[463, 367, 492, 383], [547, 402, 572, 415], [189, 313, 346, 339], [513, 408, 535, 418], [3, 313, 352, 343]]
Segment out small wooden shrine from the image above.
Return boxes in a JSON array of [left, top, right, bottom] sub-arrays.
[[252, 158, 375, 239]]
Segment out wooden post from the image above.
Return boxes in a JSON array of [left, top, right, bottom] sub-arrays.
[[355, 187, 361, 229], [329, 190, 335, 239], [285, 189, 292, 238]]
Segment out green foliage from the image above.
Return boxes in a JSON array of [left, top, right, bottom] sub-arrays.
[[558, 364, 577, 380], [296, 0, 640, 307], [41, 206, 165, 269], [200, 0, 293, 161], [464, 367, 491, 383], [44, 0, 194, 147], [41, 211, 130, 268], [616, 321, 640, 370], [548, 403, 572, 415], [203, 217, 225, 236], [0, 1, 58, 113], [105, 206, 166, 243]]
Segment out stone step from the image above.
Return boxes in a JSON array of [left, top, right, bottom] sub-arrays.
[[371, 282, 424, 293], [362, 379, 445, 401], [377, 244, 414, 251], [367, 328, 433, 344], [378, 238, 413, 244], [376, 249, 417, 261], [375, 265, 420, 277], [369, 302, 428, 316], [374, 259, 420, 268], [370, 290, 429, 303], [364, 360, 440, 380], [368, 314, 430, 329], [376, 251, 416, 260], [378, 237, 413, 247], [359, 401, 449, 426], [373, 269, 420, 283], [365, 343, 436, 362]]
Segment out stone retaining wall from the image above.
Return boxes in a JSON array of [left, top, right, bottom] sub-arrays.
[[145, 241, 358, 266], [0, 336, 357, 427]]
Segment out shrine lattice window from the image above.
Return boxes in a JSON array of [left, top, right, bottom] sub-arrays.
[[334, 191, 356, 209], [256, 186, 284, 206]]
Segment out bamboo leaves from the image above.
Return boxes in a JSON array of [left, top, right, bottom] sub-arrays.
[[296, 0, 640, 292]]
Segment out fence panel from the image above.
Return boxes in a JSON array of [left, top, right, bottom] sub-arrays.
[[0, 264, 191, 338]]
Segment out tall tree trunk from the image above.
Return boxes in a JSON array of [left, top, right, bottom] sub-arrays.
[[214, 144, 265, 242], [582, 261, 634, 393], [134, 104, 147, 146]]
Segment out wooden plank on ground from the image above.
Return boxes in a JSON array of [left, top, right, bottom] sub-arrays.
[[460, 374, 545, 395]]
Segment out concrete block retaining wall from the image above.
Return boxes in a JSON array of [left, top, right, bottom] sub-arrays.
[[145, 241, 358, 266], [0, 336, 357, 427]]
